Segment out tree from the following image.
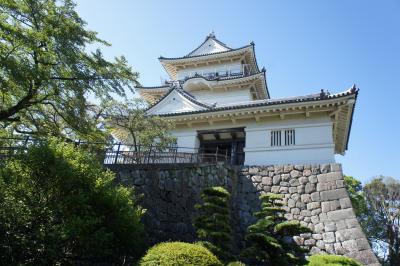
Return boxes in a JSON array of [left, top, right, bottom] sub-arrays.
[[194, 186, 233, 263], [241, 193, 311, 266], [363, 177, 400, 266], [106, 99, 176, 151], [0, 138, 146, 264], [0, 0, 139, 141]]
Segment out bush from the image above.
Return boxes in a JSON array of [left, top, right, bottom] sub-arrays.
[[308, 254, 362, 266], [241, 193, 311, 265], [0, 139, 146, 264], [194, 186, 233, 262], [139, 242, 223, 266]]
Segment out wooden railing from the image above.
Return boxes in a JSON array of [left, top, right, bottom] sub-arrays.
[[0, 138, 231, 165]]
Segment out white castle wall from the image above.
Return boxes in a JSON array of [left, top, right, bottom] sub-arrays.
[[171, 116, 335, 165], [190, 89, 252, 105]]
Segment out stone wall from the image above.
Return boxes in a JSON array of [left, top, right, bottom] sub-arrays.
[[111, 163, 236, 244], [109, 163, 379, 266], [238, 164, 379, 266]]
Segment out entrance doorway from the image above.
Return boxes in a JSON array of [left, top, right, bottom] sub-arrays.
[[197, 128, 245, 165]]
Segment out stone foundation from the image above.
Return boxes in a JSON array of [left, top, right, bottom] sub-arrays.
[[238, 164, 379, 266], [109, 163, 379, 266]]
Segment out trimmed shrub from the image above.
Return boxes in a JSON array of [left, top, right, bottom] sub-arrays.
[[241, 193, 311, 265], [194, 186, 233, 262], [139, 242, 223, 266], [307, 254, 362, 266]]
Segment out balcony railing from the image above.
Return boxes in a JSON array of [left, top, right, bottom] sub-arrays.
[[0, 138, 231, 165], [181, 64, 254, 81]]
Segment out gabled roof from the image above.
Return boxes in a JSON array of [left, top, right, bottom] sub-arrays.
[[146, 87, 211, 115], [186, 33, 232, 57]]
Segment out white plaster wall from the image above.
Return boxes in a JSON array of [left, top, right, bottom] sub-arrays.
[[244, 118, 335, 165], [177, 62, 242, 80], [190, 89, 252, 105], [169, 116, 335, 165]]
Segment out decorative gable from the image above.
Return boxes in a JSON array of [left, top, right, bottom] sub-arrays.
[[146, 89, 208, 115], [187, 34, 231, 56]]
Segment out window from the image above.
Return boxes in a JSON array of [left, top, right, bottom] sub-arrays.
[[284, 129, 295, 146], [270, 129, 295, 146], [271, 130, 281, 146]]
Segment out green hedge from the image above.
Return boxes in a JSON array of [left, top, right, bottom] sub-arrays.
[[308, 254, 362, 266], [139, 242, 223, 266]]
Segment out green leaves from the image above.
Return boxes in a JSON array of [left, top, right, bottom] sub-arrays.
[[241, 193, 309, 265], [0, 0, 139, 141], [193, 186, 233, 263], [0, 138, 146, 264]]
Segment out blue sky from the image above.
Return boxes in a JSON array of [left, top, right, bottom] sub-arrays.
[[76, 0, 400, 183]]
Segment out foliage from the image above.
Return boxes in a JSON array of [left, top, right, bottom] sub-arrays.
[[0, 138, 146, 264], [241, 193, 311, 265], [139, 241, 223, 266], [226, 261, 246, 266], [0, 0, 139, 141], [307, 254, 362, 266], [344, 176, 368, 218], [194, 186, 233, 262], [363, 177, 400, 266], [106, 98, 176, 150]]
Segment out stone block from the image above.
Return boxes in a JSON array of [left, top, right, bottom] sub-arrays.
[[327, 208, 356, 221], [336, 179, 345, 188], [336, 227, 365, 242], [313, 233, 323, 240], [334, 243, 345, 255], [317, 172, 343, 183], [291, 208, 300, 215], [299, 176, 309, 184], [271, 186, 280, 193], [289, 187, 298, 193], [293, 236, 304, 245], [346, 218, 359, 229], [346, 249, 380, 265], [274, 165, 283, 174], [279, 186, 289, 193], [300, 209, 312, 217], [303, 169, 312, 177], [320, 188, 348, 201], [280, 181, 290, 187], [311, 208, 322, 216], [330, 200, 340, 211], [291, 193, 300, 201], [339, 198, 352, 209], [304, 238, 316, 246], [310, 246, 321, 255], [272, 175, 281, 185], [290, 170, 301, 178], [310, 192, 320, 202], [322, 232, 335, 243], [342, 239, 359, 252], [325, 222, 336, 232], [314, 222, 324, 233], [294, 165, 304, 171], [251, 175, 262, 183], [316, 240, 325, 249], [356, 238, 371, 251], [321, 201, 330, 213], [281, 173, 291, 181], [301, 194, 312, 203], [309, 175, 318, 183], [288, 198, 296, 208], [289, 178, 300, 186], [325, 243, 335, 254], [307, 202, 320, 210], [249, 167, 259, 174], [297, 185, 305, 194], [336, 220, 347, 230], [305, 183, 316, 193], [296, 201, 305, 208]]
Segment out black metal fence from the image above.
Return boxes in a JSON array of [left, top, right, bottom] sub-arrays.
[[0, 137, 230, 165]]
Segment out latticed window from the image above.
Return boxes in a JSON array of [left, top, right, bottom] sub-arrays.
[[270, 129, 295, 146], [284, 129, 295, 146], [271, 130, 281, 146]]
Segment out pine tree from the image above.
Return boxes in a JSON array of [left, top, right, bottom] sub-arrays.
[[194, 186, 233, 262], [241, 193, 311, 266]]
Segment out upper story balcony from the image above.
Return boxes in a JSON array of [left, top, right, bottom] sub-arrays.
[[179, 64, 255, 82]]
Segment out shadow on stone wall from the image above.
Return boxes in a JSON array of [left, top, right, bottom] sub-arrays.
[[108, 163, 379, 266]]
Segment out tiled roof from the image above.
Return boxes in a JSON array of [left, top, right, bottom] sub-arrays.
[[156, 87, 358, 117], [159, 44, 253, 61], [185, 33, 232, 57]]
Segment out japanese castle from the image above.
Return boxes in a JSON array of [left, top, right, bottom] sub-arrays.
[[137, 33, 358, 165]]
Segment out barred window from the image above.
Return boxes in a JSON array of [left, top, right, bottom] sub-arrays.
[[270, 129, 295, 146], [284, 129, 295, 146], [271, 130, 282, 146]]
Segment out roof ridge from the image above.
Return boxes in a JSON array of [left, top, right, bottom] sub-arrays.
[[185, 33, 232, 57]]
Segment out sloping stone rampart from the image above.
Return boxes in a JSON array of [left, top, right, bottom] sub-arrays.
[[109, 163, 379, 265]]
